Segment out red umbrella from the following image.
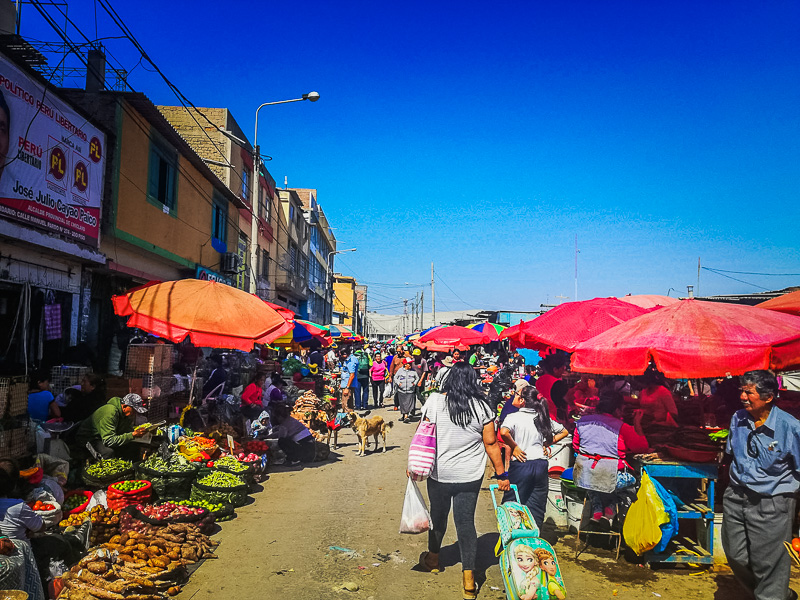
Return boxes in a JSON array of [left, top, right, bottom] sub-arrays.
[[513, 298, 649, 351], [414, 326, 490, 351], [756, 290, 800, 316], [112, 279, 292, 351], [571, 299, 800, 378], [264, 300, 295, 322], [618, 294, 680, 309]]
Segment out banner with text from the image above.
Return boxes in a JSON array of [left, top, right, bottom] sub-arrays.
[[0, 52, 106, 248]]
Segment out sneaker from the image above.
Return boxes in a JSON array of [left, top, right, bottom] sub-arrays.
[[590, 512, 602, 523]]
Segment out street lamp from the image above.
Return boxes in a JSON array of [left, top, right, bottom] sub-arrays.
[[326, 248, 356, 324], [248, 92, 320, 294]]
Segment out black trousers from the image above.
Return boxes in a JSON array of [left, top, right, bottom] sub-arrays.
[[502, 458, 549, 530], [426, 478, 482, 571], [371, 380, 385, 405]]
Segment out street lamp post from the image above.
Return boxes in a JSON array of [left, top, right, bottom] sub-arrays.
[[326, 248, 356, 324], [248, 92, 320, 294]]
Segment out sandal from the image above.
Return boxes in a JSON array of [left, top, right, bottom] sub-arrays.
[[418, 551, 440, 573]]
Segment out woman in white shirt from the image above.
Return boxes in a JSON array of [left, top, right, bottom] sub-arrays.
[[499, 386, 568, 530], [412, 362, 509, 600]]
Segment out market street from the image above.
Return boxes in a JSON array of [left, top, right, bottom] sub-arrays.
[[177, 405, 764, 600]]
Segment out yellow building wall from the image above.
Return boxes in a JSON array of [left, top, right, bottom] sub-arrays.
[[333, 279, 355, 327], [112, 102, 230, 272]]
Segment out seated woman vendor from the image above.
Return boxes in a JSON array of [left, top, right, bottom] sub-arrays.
[[27, 371, 60, 422], [271, 404, 315, 464], [629, 369, 678, 427], [75, 393, 147, 459], [573, 390, 650, 527]]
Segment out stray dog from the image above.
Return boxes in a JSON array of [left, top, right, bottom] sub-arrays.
[[348, 411, 393, 456]]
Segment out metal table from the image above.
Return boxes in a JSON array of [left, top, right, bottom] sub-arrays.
[[638, 458, 719, 564]]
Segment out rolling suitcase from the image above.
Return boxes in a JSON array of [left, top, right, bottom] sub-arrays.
[[490, 484, 567, 600]]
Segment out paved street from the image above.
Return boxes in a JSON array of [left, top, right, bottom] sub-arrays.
[[178, 405, 785, 600]]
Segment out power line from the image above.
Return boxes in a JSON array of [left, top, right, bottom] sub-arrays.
[[434, 272, 480, 309], [701, 267, 770, 291], [702, 267, 800, 277]]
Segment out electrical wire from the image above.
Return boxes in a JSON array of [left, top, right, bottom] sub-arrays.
[[702, 267, 800, 277], [700, 267, 770, 291]]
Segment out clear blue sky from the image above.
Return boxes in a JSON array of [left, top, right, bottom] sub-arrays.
[[21, 1, 800, 314]]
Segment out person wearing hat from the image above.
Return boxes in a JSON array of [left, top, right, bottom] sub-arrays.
[[499, 379, 530, 424], [435, 355, 455, 389], [75, 393, 147, 459], [393, 358, 419, 423], [412, 348, 429, 406]]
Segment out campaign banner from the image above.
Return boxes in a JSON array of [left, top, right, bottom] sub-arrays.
[[0, 52, 106, 248]]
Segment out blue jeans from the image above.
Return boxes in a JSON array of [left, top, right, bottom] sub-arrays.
[[502, 458, 549, 530], [356, 379, 370, 410]]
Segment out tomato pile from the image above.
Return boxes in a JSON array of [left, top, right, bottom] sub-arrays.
[[28, 500, 55, 511], [244, 440, 268, 454]]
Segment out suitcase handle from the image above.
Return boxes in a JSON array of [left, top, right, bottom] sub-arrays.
[[489, 483, 520, 510]]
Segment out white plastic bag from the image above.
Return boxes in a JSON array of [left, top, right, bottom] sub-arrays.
[[399, 479, 431, 534], [383, 384, 394, 399]]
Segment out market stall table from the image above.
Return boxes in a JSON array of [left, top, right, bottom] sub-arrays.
[[635, 456, 719, 565]]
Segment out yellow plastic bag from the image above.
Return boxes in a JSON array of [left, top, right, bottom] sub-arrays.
[[623, 472, 669, 555]]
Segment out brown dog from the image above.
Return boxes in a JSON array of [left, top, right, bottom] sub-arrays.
[[348, 411, 393, 456]]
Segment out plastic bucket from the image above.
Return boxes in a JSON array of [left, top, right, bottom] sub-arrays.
[[548, 435, 573, 472], [544, 475, 567, 528], [562, 481, 583, 533]]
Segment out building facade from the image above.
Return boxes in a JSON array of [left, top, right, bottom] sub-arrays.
[[275, 189, 309, 317]]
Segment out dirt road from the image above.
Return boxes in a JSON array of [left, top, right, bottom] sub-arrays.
[[179, 405, 787, 600]]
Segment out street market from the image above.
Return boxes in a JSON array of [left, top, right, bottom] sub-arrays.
[[0, 279, 798, 600]]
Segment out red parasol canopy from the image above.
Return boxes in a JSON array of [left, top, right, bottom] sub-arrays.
[[414, 325, 490, 351], [571, 299, 800, 378], [512, 298, 650, 351], [756, 290, 800, 316], [264, 300, 295, 321], [617, 294, 680, 309], [112, 279, 292, 351]]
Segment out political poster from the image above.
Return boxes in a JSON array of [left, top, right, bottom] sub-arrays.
[[0, 51, 106, 248]]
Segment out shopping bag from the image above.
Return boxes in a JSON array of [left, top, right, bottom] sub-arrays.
[[399, 479, 431, 534], [623, 472, 669, 555], [407, 421, 436, 481]]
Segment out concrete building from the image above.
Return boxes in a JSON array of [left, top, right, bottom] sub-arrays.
[[275, 189, 309, 316], [332, 274, 357, 328], [291, 188, 336, 324], [157, 106, 278, 298]]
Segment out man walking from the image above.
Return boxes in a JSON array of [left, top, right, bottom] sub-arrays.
[[722, 370, 800, 600], [355, 347, 372, 411], [339, 347, 360, 413]]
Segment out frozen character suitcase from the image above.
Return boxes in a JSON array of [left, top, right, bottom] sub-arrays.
[[490, 484, 567, 600]]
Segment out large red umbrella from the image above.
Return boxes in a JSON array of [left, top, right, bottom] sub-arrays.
[[112, 279, 293, 351], [414, 326, 490, 351], [618, 294, 680, 309], [513, 298, 650, 351], [264, 300, 295, 321], [571, 299, 800, 378], [756, 290, 800, 316]]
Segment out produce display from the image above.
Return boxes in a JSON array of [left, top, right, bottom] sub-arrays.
[[141, 455, 195, 473], [139, 502, 206, 521], [111, 481, 149, 493], [28, 500, 56, 511], [196, 472, 244, 488], [191, 471, 248, 508], [137, 454, 199, 500], [85, 459, 133, 479], [212, 457, 248, 473], [60, 506, 121, 546], [58, 523, 217, 599], [174, 500, 232, 522], [64, 493, 90, 513], [244, 440, 268, 455]]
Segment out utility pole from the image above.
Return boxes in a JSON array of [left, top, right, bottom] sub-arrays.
[[697, 257, 701, 298], [420, 290, 424, 330], [403, 298, 409, 336], [431, 262, 436, 327], [574, 234, 579, 303]]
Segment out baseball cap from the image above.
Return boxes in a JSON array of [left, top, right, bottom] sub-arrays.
[[403, 358, 414, 365], [121, 393, 147, 413], [412, 348, 422, 356], [514, 379, 530, 393]]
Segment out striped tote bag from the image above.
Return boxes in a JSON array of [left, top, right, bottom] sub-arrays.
[[408, 400, 438, 481]]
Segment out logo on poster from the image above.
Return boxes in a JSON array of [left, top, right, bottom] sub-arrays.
[[89, 136, 102, 163], [49, 146, 66, 180], [73, 161, 88, 192]]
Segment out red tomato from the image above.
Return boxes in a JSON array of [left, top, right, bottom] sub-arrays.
[[792, 538, 800, 552]]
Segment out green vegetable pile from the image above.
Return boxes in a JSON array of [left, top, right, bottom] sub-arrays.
[[708, 429, 730, 442], [111, 480, 148, 492], [142, 454, 195, 473], [176, 499, 233, 522], [86, 458, 132, 477], [197, 471, 245, 488], [64, 494, 87, 511], [214, 456, 248, 473]]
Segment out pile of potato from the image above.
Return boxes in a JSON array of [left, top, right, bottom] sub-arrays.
[[58, 523, 218, 599]]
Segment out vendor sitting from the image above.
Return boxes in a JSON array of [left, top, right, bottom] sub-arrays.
[[27, 371, 60, 422], [271, 404, 315, 465], [573, 390, 649, 528], [75, 393, 147, 459], [629, 369, 678, 427], [241, 373, 267, 420]]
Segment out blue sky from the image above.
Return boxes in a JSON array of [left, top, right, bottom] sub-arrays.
[[21, 1, 800, 313]]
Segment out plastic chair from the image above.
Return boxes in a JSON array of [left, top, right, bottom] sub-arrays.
[[574, 497, 622, 561]]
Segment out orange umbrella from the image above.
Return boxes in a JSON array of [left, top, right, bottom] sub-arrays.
[[617, 294, 680, 309], [756, 290, 800, 316], [112, 279, 292, 351]]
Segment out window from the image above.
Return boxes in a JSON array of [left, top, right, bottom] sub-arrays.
[[259, 186, 270, 221], [147, 140, 178, 213], [300, 255, 308, 281], [289, 243, 297, 274], [261, 249, 269, 279], [211, 195, 227, 245], [241, 168, 250, 203], [289, 204, 295, 223], [237, 233, 249, 290]]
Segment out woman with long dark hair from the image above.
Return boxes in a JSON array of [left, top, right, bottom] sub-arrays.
[[499, 386, 568, 529], [410, 361, 509, 600]]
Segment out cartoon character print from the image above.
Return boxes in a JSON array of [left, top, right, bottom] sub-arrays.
[[507, 506, 534, 531], [512, 542, 541, 600], [535, 548, 566, 599]]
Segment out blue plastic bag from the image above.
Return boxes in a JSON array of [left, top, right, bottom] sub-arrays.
[[651, 477, 678, 553]]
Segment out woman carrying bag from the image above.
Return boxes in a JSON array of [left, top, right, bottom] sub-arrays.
[[407, 361, 509, 600]]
